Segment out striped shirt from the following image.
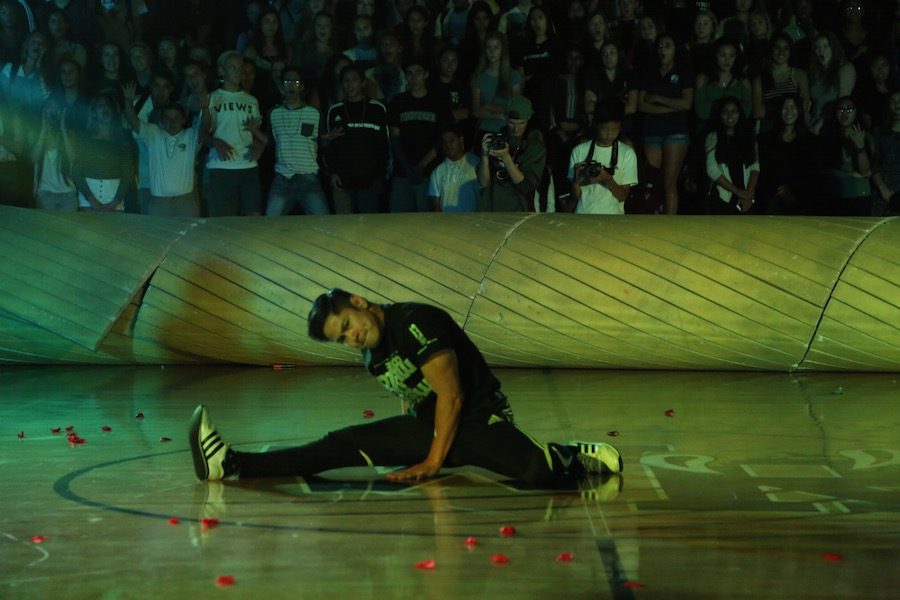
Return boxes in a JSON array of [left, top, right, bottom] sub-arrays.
[[269, 104, 320, 177], [763, 69, 800, 103]]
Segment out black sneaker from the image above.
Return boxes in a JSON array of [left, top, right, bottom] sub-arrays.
[[188, 405, 230, 481]]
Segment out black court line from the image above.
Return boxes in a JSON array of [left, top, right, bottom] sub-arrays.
[[596, 538, 637, 599], [51, 450, 609, 539]]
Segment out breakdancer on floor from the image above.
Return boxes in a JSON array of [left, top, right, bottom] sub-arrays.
[[189, 289, 622, 486]]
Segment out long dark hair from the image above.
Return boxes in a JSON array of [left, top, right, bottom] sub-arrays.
[[712, 95, 756, 166], [707, 37, 745, 82], [252, 7, 288, 58], [773, 93, 809, 137], [525, 5, 556, 42]]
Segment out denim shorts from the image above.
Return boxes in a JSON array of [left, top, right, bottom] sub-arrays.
[[643, 133, 690, 148]]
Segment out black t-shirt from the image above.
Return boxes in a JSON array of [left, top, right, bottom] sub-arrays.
[[323, 99, 389, 187], [387, 91, 450, 176], [363, 303, 509, 422]]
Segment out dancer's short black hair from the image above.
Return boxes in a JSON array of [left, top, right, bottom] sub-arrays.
[[307, 288, 353, 341]]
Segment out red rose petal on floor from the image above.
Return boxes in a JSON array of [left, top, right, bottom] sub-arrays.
[[665, 409, 675, 417], [215, 575, 236, 587], [65, 425, 74, 432], [464, 536, 478, 547], [490, 554, 509, 565], [135, 412, 144, 420], [201, 518, 219, 530], [362, 409, 375, 418], [415, 559, 436, 570], [822, 552, 843, 562], [159, 436, 172, 443], [622, 581, 647, 589], [101, 425, 112, 432], [499, 526, 516, 538], [168, 517, 180, 525], [30, 535, 47, 543], [606, 430, 620, 437], [556, 553, 575, 563], [17, 431, 24, 439], [51, 427, 61, 434]]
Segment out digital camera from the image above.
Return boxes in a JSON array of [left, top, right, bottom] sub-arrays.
[[583, 161, 605, 178], [489, 133, 508, 151]]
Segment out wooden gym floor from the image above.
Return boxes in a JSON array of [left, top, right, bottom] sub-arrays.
[[1, 366, 898, 599]]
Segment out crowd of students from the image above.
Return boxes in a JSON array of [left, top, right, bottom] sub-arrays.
[[0, 0, 898, 217]]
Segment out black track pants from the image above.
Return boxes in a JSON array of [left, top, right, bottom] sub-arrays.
[[233, 414, 580, 486]]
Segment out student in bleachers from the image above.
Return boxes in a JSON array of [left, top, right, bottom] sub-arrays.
[[0, 0, 26, 65], [871, 91, 900, 215], [427, 124, 480, 212], [322, 63, 389, 213], [438, 0, 475, 50], [31, 97, 77, 211], [582, 11, 610, 77], [71, 93, 134, 212], [343, 15, 378, 71], [156, 36, 182, 93], [704, 95, 759, 214], [397, 6, 433, 71], [816, 95, 873, 215], [758, 94, 816, 215], [809, 31, 856, 134], [638, 33, 694, 215], [584, 41, 635, 132], [516, 5, 559, 133], [368, 29, 405, 102], [610, 0, 639, 54], [127, 42, 154, 99], [838, 0, 871, 67], [632, 12, 663, 70], [433, 46, 472, 128], [388, 59, 449, 212], [50, 58, 89, 133], [244, 7, 292, 98], [47, 9, 87, 69], [856, 54, 892, 131], [717, 0, 753, 49], [745, 8, 773, 79], [471, 31, 521, 137], [498, 0, 532, 42], [236, 1, 263, 54], [91, 42, 125, 101], [294, 11, 337, 82], [477, 94, 545, 212], [181, 60, 210, 124], [694, 39, 752, 133], [751, 33, 811, 131], [264, 66, 329, 216], [97, 0, 135, 53], [204, 51, 266, 217], [317, 54, 351, 110], [548, 45, 587, 190], [121, 81, 206, 216], [568, 97, 638, 215], [558, 1, 586, 49], [687, 10, 717, 83], [458, 1, 496, 82]]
